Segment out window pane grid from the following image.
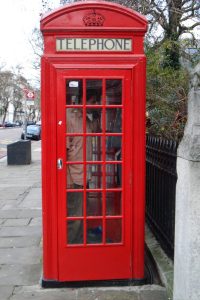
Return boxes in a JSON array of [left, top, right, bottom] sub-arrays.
[[66, 77, 124, 246]]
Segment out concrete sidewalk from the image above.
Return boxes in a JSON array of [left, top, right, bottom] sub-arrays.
[[0, 141, 168, 300]]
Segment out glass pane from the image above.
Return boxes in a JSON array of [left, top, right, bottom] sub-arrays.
[[106, 136, 122, 161], [66, 108, 83, 133], [106, 219, 122, 243], [66, 164, 84, 188], [86, 108, 102, 133], [106, 108, 121, 133], [106, 192, 122, 216], [87, 164, 103, 189], [87, 192, 102, 216], [106, 79, 122, 105], [66, 136, 83, 162], [86, 80, 102, 105], [67, 191, 83, 217], [87, 136, 102, 161], [87, 219, 102, 244], [66, 79, 83, 105], [67, 220, 83, 244], [106, 164, 121, 188]]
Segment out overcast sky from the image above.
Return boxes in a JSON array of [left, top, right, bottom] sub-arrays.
[[0, 0, 60, 87]]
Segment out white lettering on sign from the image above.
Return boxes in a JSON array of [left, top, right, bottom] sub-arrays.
[[56, 38, 132, 52]]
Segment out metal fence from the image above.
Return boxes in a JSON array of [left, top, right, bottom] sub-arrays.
[[146, 135, 178, 260]]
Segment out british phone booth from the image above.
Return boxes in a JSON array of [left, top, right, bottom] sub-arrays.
[[41, 0, 147, 286]]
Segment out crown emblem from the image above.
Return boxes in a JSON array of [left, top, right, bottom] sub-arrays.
[[83, 11, 105, 26]]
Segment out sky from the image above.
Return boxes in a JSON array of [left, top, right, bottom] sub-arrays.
[[0, 0, 61, 87]]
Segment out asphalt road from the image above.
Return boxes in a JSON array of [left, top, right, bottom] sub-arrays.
[[0, 127, 26, 158]]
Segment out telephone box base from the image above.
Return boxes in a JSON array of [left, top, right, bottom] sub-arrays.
[[41, 277, 147, 289]]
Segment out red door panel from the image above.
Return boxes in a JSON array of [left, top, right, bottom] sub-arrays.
[[57, 69, 132, 281]]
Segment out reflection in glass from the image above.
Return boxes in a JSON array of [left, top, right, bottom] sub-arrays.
[[106, 136, 122, 161], [106, 80, 122, 105], [87, 192, 102, 216], [66, 108, 83, 133], [106, 108, 121, 133], [87, 219, 102, 244], [106, 164, 122, 188], [67, 192, 83, 217], [87, 164, 103, 189], [106, 219, 122, 243], [86, 80, 102, 105], [87, 136, 102, 161], [67, 220, 83, 244], [106, 192, 122, 216], [66, 79, 83, 105], [86, 108, 102, 133]]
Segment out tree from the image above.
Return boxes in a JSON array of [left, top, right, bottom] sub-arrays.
[[0, 65, 39, 124], [106, 0, 200, 68], [0, 71, 15, 124], [146, 44, 189, 140]]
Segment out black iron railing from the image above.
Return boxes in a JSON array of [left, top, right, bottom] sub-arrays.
[[146, 135, 178, 260]]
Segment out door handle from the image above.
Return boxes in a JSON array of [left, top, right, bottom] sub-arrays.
[[57, 158, 63, 170]]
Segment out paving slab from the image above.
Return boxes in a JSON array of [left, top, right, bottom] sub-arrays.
[[0, 236, 41, 248], [0, 209, 26, 219], [18, 209, 42, 218], [0, 187, 29, 201], [0, 218, 5, 225], [2, 218, 30, 226], [0, 247, 41, 264], [19, 198, 41, 209], [11, 285, 167, 300], [11, 287, 77, 300], [0, 225, 41, 237], [1, 200, 22, 210], [0, 285, 15, 300], [0, 209, 41, 219], [29, 217, 42, 226], [0, 264, 41, 286], [140, 286, 168, 300], [22, 188, 41, 200]]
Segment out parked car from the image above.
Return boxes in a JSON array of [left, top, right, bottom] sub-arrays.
[[4, 122, 15, 127], [21, 125, 41, 140], [27, 121, 36, 126]]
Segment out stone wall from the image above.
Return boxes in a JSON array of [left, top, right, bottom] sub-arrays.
[[173, 63, 200, 300]]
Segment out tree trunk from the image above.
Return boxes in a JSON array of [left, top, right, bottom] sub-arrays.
[[2, 106, 8, 125], [164, 0, 183, 69]]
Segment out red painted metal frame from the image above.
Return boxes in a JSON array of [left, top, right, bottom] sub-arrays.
[[57, 69, 131, 281], [41, 0, 147, 283]]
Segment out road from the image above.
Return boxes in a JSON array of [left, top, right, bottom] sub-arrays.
[[0, 127, 39, 159]]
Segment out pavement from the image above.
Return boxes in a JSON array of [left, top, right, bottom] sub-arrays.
[[0, 140, 168, 300]]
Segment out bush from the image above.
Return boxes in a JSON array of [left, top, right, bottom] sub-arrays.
[[146, 44, 189, 142]]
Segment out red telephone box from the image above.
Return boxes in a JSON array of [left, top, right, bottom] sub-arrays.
[[41, 1, 147, 286]]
